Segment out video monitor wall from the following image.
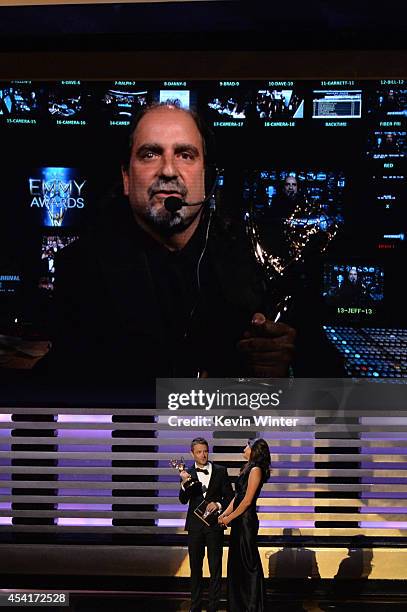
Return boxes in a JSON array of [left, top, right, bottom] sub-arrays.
[[0, 77, 405, 330], [39, 235, 79, 292], [244, 169, 346, 222], [312, 89, 362, 119], [256, 86, 305, 122], [28, 167, 88, 228], [323, 262, 385, 323]]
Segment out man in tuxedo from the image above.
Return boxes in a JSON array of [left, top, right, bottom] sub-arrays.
[[179, 437, 234, 612]]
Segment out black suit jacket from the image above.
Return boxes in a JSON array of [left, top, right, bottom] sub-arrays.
[[179, 463, 234, 532]]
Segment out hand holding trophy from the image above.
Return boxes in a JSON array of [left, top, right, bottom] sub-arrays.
[[170, 458, 220, 526], [169, 457, 199, 491]]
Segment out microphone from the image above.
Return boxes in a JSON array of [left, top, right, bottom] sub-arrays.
[[164, 194, 210, 213], [164, 168, 220, 213]]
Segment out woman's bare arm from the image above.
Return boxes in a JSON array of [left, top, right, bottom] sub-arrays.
[[219, 467, 262, 526]]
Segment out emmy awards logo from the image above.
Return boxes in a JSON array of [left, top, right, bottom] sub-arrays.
[[169, 457, 199, 490], [244, 189, 338, 322], [42, 179, 71, 227]]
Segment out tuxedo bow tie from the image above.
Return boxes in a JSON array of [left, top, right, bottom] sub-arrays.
[[196, 468, 209, 475]]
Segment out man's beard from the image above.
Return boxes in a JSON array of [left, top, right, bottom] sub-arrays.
[[141, 177, 200, 235], [143, 203, 201, 235]]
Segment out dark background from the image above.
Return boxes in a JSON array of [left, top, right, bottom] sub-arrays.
[[0, 0, 406, 53]]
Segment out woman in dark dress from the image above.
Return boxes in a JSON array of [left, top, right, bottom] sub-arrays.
[[218, 438, 271, 612]]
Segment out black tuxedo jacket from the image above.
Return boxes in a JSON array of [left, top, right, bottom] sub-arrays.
[[179, 463, 234, 532]]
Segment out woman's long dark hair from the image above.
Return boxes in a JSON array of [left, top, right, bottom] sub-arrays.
[[247, 438, 271, 482]]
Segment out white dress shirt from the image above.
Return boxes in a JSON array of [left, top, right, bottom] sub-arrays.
[[194, 461, 212, 496], [194, 462, 221, 511]]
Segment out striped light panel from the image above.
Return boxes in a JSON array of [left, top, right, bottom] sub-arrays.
[[0, 406, 407, 537]]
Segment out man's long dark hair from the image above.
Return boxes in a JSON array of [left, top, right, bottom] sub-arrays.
[[246, 438, 271, 482]]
